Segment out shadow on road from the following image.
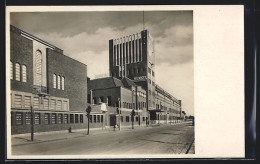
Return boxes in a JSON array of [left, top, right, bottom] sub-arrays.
[[158, 132, 182, 135], [139, 138, 184, 145]]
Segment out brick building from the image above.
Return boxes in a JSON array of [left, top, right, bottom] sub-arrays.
[[10, 25, 89, 134], [106, 29, 183, 125], [88, 77, 148, 127]]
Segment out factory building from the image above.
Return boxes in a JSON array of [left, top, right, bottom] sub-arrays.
[[9, 25, 89, 134], [107, 29, 183, 125]]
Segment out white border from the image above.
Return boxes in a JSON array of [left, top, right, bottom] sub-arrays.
[[6, 5, 244, 159]]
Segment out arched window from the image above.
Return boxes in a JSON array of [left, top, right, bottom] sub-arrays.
[[15, 63, 20, 81], [10, 61, 13, 80], [22, 65, 27, 82], [53, 74, 56, 88], [62, 76, 65, 90], [35, 50, 42, 86], [57, 75, 61, 89]]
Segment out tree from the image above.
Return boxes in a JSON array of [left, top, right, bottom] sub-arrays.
[[86, 105, 92, 135], [131, 109, 135, 129]]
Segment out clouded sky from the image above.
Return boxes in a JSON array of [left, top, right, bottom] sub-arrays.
[[10, 11, 194, 116]]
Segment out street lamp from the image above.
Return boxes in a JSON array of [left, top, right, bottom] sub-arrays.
[[86, 105, 92, 135], [118, 98, 121, 131]]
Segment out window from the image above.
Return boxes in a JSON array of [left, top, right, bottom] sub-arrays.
[[87, 94, 91, 103], [94, 115, 96, 123], [15, 63, 20, 81], [126, 116, 130, 122], [43, 98, 49, 109], [64, 114, 68, 124], [34, 113, 40, 124], [136, 67, 139, 74], [143, 117, 145, 121], [152, 71, 155, 77], [10, 61, 13, 80], [33, 97, 39, 109], [93, 97, 97, 104], [50, 99, 56, 110], [80, 114, 83, 123], [15, 112, 23, 125], [107, 96, 112, 106], [57, 100, 62, 110], [62, 77, 65, 90], [53, 74, 56, 88], [89, 115, 92, 123], [57, 76, 61, 89], [75, 114, 79, 123], [24, 96, 31, 108], [63, 101, 68, 110], [25, 113, 31, 124], [58, 114, 62, 124], [97, 115, 100, 123], [51, 113, 56, 124], [121, 116, 123, 122], [136, 116, 139, 122], [101, 115, 103, 123], [70, 114, 74, 123], [22, 65, 27, 82], [100, 97, 104, 103], [14, 94, 22, 108], [44, 113, 50, 124], [35, 50, 42, 86]]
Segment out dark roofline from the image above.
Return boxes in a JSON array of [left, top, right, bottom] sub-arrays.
[[10, 25, 62, 52]]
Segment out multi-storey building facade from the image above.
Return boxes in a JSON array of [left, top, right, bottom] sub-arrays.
[[87, 77, 148, 127], [108, 29, 183, 125], [10, 25, 89, 134]]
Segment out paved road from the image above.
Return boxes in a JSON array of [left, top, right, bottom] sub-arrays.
[[12, 122, 194, 155]]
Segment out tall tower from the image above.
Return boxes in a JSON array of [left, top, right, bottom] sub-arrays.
[[109, 30, 156, 111]]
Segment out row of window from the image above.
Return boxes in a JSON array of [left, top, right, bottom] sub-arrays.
[[122, 101, 147, 110], [113, 67, 155, 78], [120, 116, 146, 122], [10, 62, 27, 82], [89, 114, 103, 123], [12, 94, 69, 110], [53, 74, 65, 90], [12, 112, 83, 126]]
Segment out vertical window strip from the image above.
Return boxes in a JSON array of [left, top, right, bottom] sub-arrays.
[[22, 65, 27, 82], [15, 63, 20, 81], [62, 77, 65, 90], [35, 51, 42, 86], [57, 76, 61, 89], [53, 74, 56, 88], [10, 61, 13, 80]]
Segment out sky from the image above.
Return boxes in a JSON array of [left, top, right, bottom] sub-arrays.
[[10, 11, 194, 116]]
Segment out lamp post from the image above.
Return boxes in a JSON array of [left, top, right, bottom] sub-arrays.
[[30, 105, 34, 141], [118, 98, 121, 131], [86, 105, 92, 135]]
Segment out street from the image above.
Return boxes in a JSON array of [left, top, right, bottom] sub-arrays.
[[12, 122, 194, 155]]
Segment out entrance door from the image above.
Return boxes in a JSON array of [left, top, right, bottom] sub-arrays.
[[110, 115, 116, 127]]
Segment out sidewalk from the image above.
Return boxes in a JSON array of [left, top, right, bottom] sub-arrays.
[[11, 122, 188, 146]]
